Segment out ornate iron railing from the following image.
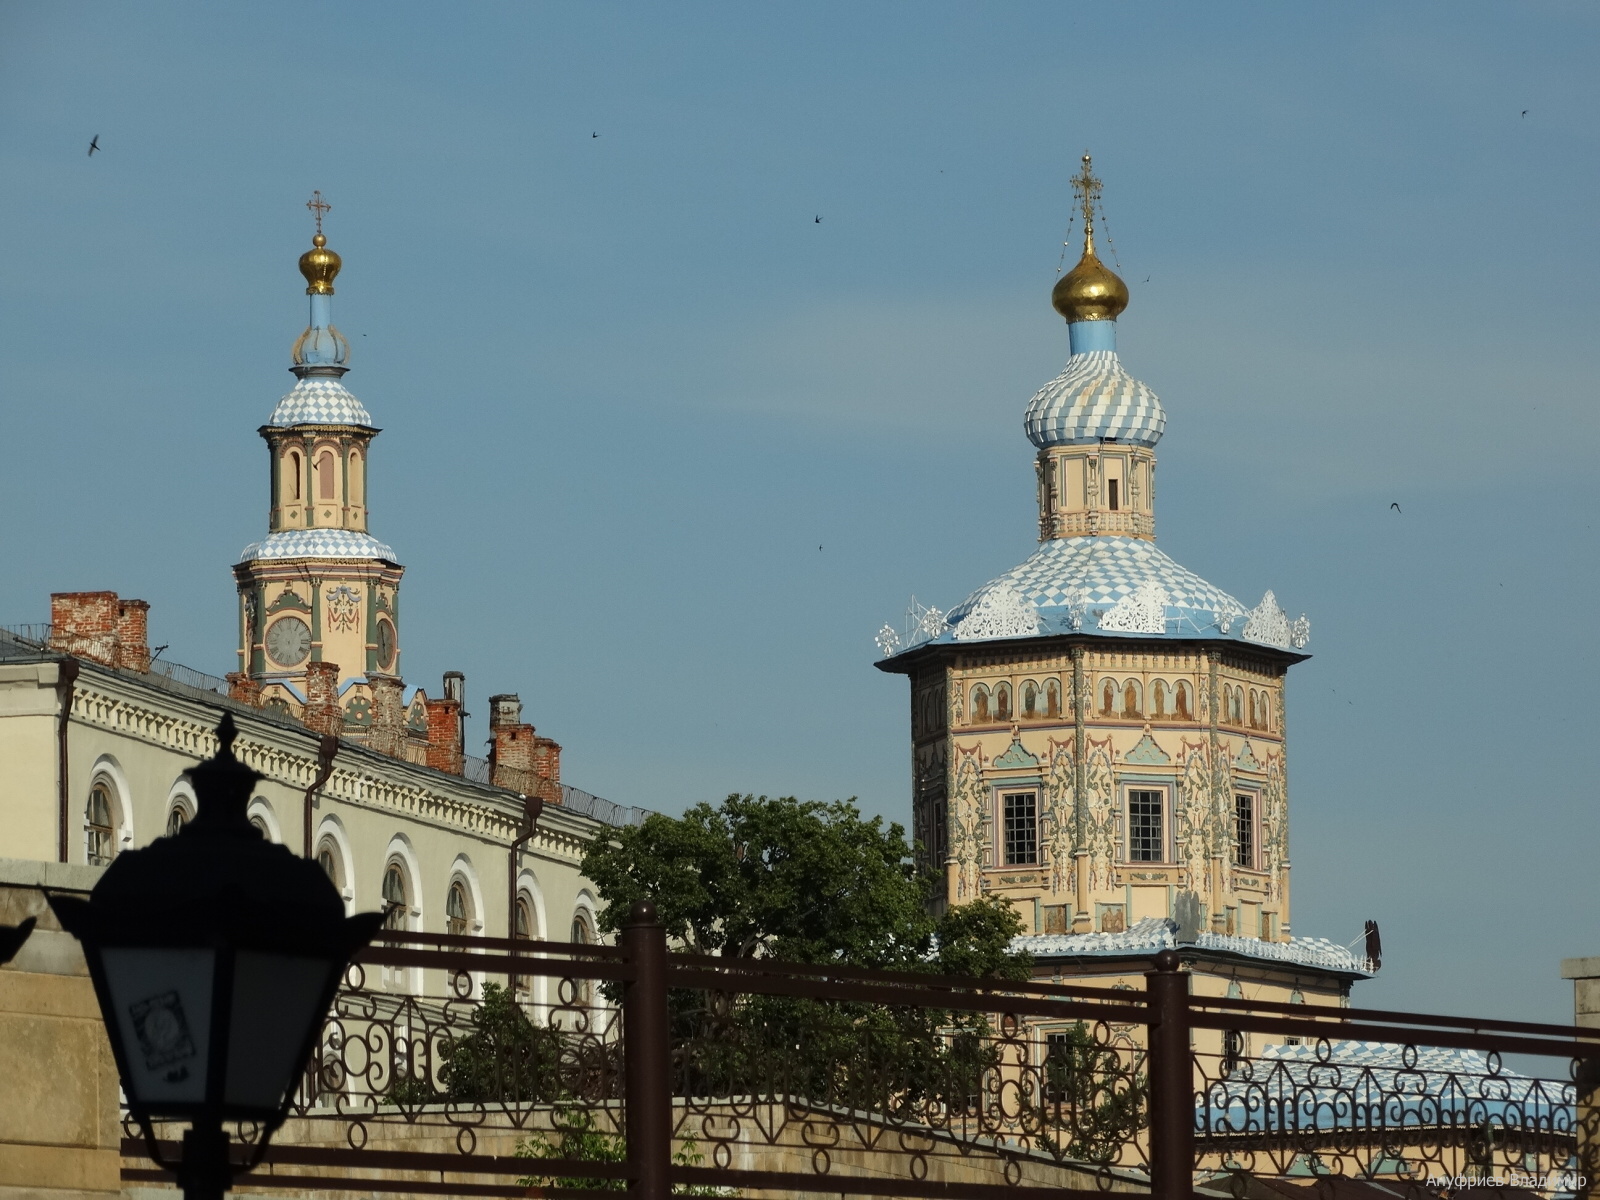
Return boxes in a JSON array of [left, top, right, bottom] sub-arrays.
[[119, 918, 1600, 1200]]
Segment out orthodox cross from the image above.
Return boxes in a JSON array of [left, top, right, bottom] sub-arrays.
[[305, 190, 331, 235], [1070, 153, 1101, 243]]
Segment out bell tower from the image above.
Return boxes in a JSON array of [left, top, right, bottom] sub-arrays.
[[233, 194, 405, 726]]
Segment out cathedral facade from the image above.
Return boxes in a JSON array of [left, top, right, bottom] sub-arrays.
[[876, 160, 1368, 1005]]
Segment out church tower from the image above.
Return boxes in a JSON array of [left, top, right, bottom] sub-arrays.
[[233, 196, 405, 727], [876, 158, 1332, 963]]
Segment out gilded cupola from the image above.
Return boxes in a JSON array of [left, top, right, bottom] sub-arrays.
[[1051, 155, 1129, 323]]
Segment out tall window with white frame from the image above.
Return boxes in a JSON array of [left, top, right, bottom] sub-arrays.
[[570, 911, 596, 1008], [446, 881, 471, 937], [381, 863, 409, 931], [1234, 793, 1255, 869], [86, 782, 116, 866], [513, 896, 535, 996], [1001, 791, 1038, 866], [1127, 789, 1164, 862]]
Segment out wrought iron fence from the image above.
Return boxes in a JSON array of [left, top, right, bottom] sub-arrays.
[[119, 912, 1600, 1200]]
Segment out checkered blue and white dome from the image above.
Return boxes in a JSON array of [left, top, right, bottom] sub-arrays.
[[238, 529, 397, 564], [947, 536, 1247, 640], [266, 376, 373, 428], [1024, 349, 1165, 449]]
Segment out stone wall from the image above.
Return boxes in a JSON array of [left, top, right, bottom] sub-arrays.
[[0, 859, 119, 1200]]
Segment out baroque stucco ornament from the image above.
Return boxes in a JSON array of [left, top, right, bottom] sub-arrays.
[[1242, 591, 1311, 650], [1097, 580, 1169, 634], [953, 581, 1043, 642]]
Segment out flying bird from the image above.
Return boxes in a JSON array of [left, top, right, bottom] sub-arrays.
[[1390, 502, 1401, 512], [1143, 276, 1151, 283], [814, 215, 821, 224], [87, 135, 100, 156], [592, 131, 599, 138], [1521, 110, 1528, 117]]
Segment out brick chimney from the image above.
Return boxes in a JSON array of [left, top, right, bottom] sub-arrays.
[[49, 592, 121, 666], [113, 599, 151, 672], [367, 674, 406, 757], [424, 695, 464, 775], [488, 693, 533, 786], [302, 661, 343, 737], [226, 673, 262, 706], [486, 692, 561, 800], [532, 735, 562, 803], [48, 592, 153, 671]]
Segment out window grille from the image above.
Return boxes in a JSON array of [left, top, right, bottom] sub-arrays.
[[1001, 792, 1038, 866], [1128, 789, 1163, 862], [1234, 793, 1255, 868], [86, 782, 115, 866]]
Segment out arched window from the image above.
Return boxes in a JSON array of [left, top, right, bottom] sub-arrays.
[[1151, 680, 1169, 718], [570, 910, 596, 1006], [514, 897, 534, 940], [513, 895, 536, 994], [1122, 680, 1142, 719], [349, 449, 364, 504], [1100, 680, 1116, 717], [970, 686, 990, 723], [249, 814, 270, 840], [317, 840, 343, 889], [166, 804, 189, 837], [1176, 681, 1192, 720], [382, 863, 409, 931], [1045, 678, 1061, 718], [317, 450, 337, 500], [446, 881, 471, 938], [288, 450, 302, 501], [86, 782, 116, 866], [994, 682, 1011, 722]]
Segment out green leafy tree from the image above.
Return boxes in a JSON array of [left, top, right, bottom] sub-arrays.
[[581, 794, 1034, 1115], [1035, 1022, 1147, 1164], [516, 1105, 728, 1196]]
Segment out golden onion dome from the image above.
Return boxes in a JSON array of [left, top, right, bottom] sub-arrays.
[[298, 233, 342, 295], [1052, 229, 1128, 323]]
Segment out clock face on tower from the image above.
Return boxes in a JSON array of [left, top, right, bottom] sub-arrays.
[[266, 616, 312, 667], [376, 617, 396, 670]]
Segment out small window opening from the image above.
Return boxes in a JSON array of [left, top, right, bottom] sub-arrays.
[[1234, 793, 1255, 869], [1107, 479, 1120, 511], [1002, 792, 1038, 866], [1128, 789, 1164, 862], [382, 863, 408, 930]]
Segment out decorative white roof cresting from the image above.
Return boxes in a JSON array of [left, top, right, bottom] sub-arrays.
[[1241, 590, 1311, 650], [267, 376, 373, 428], [951, 581, 1043, 642], [1014, 917, 1375, 976], [238, 529, 398, 564], [1098, 580, 1169, 634], [1024, 350, 1166, 449]]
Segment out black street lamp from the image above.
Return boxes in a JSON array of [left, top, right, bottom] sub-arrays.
[[50, 714, 382, 1200]]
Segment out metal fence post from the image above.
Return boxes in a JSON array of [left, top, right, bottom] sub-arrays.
[[1147, 949, 1194, 1200], [623, 899, 671, 1200]]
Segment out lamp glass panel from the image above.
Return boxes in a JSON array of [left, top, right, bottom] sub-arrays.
[[224, 951, 337, 1111], [99, 947, 216, 1108]]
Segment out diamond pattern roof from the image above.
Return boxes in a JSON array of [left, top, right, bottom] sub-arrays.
[[238, 529, 398, 564], [946, 536, 1247, 640], [1024, 350, 1165, 448], [267, 377, 373, 428]]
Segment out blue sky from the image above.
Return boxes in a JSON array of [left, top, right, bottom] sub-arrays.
[[2, 3, 1597, 1025]]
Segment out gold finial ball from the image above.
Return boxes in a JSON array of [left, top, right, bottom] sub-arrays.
[[1052, 247, 1128, 323], [299, 234, 342, 296]]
